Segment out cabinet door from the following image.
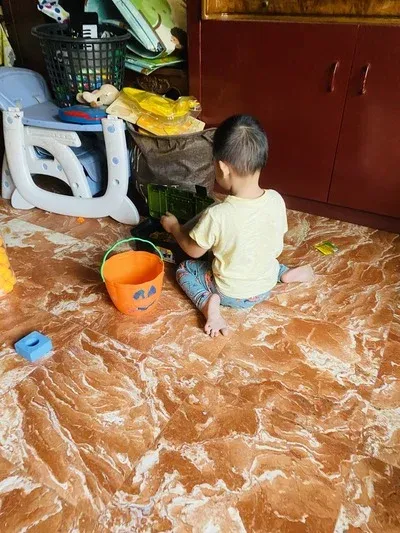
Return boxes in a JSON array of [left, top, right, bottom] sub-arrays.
[[200, 21, 357, 201], [329, 26, 400, 218]]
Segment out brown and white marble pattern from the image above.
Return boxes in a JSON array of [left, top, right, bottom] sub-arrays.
[[0, 298, 82, 396], [274, 212, 399, 331], [337, 455, 400, 532], [0, 198, 399, 532], [361, 313, 400, 470], [0, 456, 97, 532], [99, 381, 364, 531]]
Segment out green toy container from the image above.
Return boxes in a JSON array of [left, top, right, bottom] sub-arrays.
[[131, 184, 214, 264], [147, 184, 214, 222]]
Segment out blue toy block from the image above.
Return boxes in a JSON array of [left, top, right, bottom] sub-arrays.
[[14, 331, 53, 362]]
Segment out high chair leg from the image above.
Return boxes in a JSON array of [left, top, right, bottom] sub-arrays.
[[1, 156, 15, 200], [3, 109, 139, 224]]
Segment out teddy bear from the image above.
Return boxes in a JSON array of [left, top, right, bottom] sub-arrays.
[[76, 84, 120, 108]]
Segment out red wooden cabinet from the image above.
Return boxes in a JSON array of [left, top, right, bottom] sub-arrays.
[[189, 0, 400, 229], [329, 26, 400, 218], [200, 21, 357, 202]]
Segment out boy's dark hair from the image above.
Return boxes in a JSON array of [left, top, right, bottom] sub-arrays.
[[213, 115, 268, 176]]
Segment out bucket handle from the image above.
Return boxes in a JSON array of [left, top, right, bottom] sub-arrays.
[[100, 237, 163, 281]]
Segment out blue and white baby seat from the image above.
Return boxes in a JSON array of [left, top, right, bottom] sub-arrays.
[[0, 67, 139, 224]]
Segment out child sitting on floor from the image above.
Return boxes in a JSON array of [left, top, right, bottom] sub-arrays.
[[161, 114, 314, 336]]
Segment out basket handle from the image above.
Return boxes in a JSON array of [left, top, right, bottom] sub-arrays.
[[100, 237, 163, 281]]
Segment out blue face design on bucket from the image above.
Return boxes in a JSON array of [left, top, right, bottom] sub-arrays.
[[133, 285, 157, 311]]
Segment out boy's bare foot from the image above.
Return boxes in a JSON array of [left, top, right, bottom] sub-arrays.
[[281, 265, 315, 283], [203, 294, 229, 337]]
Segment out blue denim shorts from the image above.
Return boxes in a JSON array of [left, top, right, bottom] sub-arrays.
[[216, 263, 289, 309], [176, 260, 288, 310]]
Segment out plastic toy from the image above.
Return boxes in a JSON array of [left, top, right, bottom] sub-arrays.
[[37, 1, 69, 23], [70, 11, 98, 39], [315, 241, 339, 255], [132, 184, 214, 264], [58, 105, 107, 125], [77, 84, 120, 108], [100, 237, 164, 316], [132, 218, 182, 264], [0, 67, 139, 225], [122, 87, 200, 123], [0, 235, 16, 296], [147, 184, 213, 222], [107, 91, 205, 135], [14, 331, 53, 362]]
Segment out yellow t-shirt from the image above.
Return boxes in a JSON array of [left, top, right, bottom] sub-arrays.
[[189, 190, 288, 299]]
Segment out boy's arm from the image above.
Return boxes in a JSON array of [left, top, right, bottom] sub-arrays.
[[161, 213, 208, 259]]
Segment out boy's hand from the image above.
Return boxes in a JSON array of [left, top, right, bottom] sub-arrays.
[[161, 212, 207, 259], [161, 212, 179, 234]]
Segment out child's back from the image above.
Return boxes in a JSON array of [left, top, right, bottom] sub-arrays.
[[161, 114, 314, 337], [190, 189, 287, 299]]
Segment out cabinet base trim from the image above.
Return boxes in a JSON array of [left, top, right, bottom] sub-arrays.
[[283, 195, 400, 233]]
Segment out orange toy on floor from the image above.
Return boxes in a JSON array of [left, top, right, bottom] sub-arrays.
[[0, 236, 16, 296]]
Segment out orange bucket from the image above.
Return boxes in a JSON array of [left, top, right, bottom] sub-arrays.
[[100, 237, 164, 316]]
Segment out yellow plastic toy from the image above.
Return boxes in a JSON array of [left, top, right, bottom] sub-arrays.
[[122, 87, 200, 124], [107, 90, 205, 136], [0, 236, 16, 296]]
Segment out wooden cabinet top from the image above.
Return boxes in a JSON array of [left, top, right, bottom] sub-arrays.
[[203, 0, 400, 23]]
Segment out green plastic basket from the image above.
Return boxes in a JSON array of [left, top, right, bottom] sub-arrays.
[[147, 184, 214, 222]]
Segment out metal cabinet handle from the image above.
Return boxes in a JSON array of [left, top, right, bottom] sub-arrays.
[[328, 61, 340, 92], [360, 64, 371, 95]]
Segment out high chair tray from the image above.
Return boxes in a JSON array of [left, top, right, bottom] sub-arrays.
[[22, 101, 110, 132]]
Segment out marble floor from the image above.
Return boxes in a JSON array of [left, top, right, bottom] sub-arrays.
[[0, 198, 399, 533]]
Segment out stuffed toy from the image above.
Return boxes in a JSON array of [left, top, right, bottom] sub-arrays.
[[76, 84, 120, 108]]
